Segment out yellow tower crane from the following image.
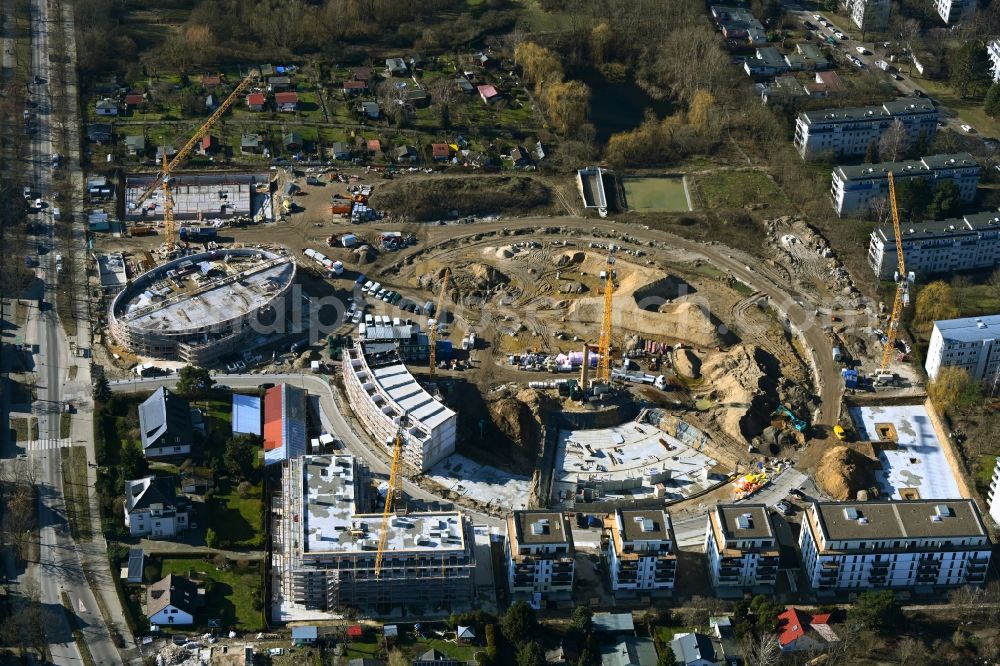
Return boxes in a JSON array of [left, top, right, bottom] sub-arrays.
[[374, 426, 405, 578], [879, 170, 910, 377], [597, 253, 615, 383], [129, 69, 259, 249], [428, 269, 450, 377]]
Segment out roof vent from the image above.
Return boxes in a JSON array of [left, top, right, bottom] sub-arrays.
[[931, 515, 942, 522], [641, 518, 655, 533], [935, 504, 953, 517], [843, 507, 860, 520], [858, 517, 869, 525], [736, 514, 753, 530]]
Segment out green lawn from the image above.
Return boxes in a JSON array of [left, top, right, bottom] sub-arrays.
[[623, 177, 691, 212], [916, 78, 999, 138], [654, 624, 695, 644], [975, 455, 997, 497], [158, 556, 263, 631], [344, 636, 480, 662], [207, 480, 264, 548], [693, 169, 786, 210]]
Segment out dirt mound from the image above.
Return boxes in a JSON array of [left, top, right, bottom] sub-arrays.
[[557, 251, 585, 266], [560, 281, 587, 294], [486, 388, 557, 462], [816, 445, 878, 501], [632, 275, 693, 311], [567, 298, 726, 348], [701, 344, 768, 442], [354, 245, 376, 264], [674, 348, 701, 378], [484, 246, 514, 259]]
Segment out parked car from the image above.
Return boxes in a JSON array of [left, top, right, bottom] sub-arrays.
[[855, 46, 869, 55], [961, 124, 975, 133], [774, 501, 793, 516]]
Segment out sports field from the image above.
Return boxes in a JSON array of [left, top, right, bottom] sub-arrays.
[[622, 176, 691, 212]]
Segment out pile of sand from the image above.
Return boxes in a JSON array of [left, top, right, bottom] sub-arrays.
[[815, 445, 878, 501], [556, 251, 585, 266], [674, 348, 701, 378], [483, 245, 514, 259], [701, 344, 767, 442], [560, 281, 586, 294], [568, 299, 725, 348]]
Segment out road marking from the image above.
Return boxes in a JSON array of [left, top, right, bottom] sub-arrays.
[[77, 598, 86, 613], [26, 438, 71, 452]]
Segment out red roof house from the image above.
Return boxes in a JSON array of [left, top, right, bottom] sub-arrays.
[[343, 80, 367, 94], [367, 139, 382, 155], [202, 74, 222, 87], [776, 608, 839, 653], [431, 143, 450, 161], [346, 625, 364, 640], [275, 91, 299, 112], [197, 134, 218, 155], [477, 84, 500, 104], [246, 93, 266, 111]]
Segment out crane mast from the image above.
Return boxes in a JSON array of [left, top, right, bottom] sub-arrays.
[[879, 171, 909, 376], [597, 253, 615, 383], [374, 426, 405, 578], [428, 269, 450, 377]]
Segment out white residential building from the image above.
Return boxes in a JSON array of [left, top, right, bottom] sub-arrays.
[[800, 500, 992, 592], [605, 509, 677, 594], [987, 458, 1000, 528], [342, 341, 456, 471], [794, 97, 937, 159], [146, 575, 200, 625], [933, 0, 975, 24], [506, 511, 575, 600], [990, 39, 1000, 82], [124, 476, 189, 538], [924, 314, 1000, 381], [705, 504, 779, 591], [831, 153, 980, 217], [868, 211, 1000, 280], [845, 0, 890, 32]]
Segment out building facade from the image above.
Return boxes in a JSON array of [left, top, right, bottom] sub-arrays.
[[987, 458, 1000, 528], [794, 98, 937, 159], [705, 504, 779, 591], [990, 39, 1000, 82], [275, 455, 476, 615], [831, 153, 980, 217], [605, 509, 677, 594], [342, 342, 456, 471], [263, 384, 308, 466], [124, 476, 190, 538], [924, 314, 1000, 381], [933, 0, 975, 24], [506, 511, 575, 600], [868, 211, 1000, 280], [800, 500, 991, 592], [846, 0, 890, 32]]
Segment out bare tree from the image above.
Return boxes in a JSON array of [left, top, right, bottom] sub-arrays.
[[742, 633, 781, 666], [879, 119, 909, 162], [869, 196, 893, 226]]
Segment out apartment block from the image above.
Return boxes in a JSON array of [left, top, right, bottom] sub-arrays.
[[933, 0, 975, 24], [605, 509, 677, 595], [705, 504, 779, 591], [845, 0, 890, 32], [987, 458, 1000, 528], [868, 211, 1000, 280], [794, 97, 937, 159], [831, 153, 979, 217], [799, 500, 992, 592], [342, 341, 456, 471], [274, 455, 476, 616], [506, 511, 575, 600], [925, 314, 1000, 381]]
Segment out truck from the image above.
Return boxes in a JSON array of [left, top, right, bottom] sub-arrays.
[[832, 346, 843, 362], [178, 227, 218, 242], [55, 254, 63, 272], [610, 367, 669, 389]]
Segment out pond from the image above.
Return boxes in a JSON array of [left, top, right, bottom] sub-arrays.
[[578, 68, 674, 142]]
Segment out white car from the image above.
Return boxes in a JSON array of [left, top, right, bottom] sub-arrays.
[[813, 13, 822, 20], [961, 124, 975, 133], [835, 32, 846, 40], [856, 46, 869, 54]]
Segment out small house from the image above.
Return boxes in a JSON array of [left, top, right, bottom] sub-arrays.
[[146, 574, 202, 626], [291, 626, 318, 646], [343, 80, 367, 95], [511, 145, 531, 167], [346, 625, 365, 641], [477, 85, 500, 104], [535, 141, 546, 160], [360, 101, 380, 119], [275, 91, 299, 112], [268, 75, 291, 92], [246, 92, 266, 111], [201, 74, 222, 87], [87, 123, 113, 143], [95, 99, 118, 116], [383, 625, 399, 647], [456, 76, 475, 94], [408, 54, 426, 71], [405, 88, 429, 108], [196, 134, 219, 156], [431, 143, 450, 162], [124, 92, 145, 107], [456, 626, 475, 645], [205, 94, 218, 112], [330, 142, 351, 160], [155, 145, 178, 161], [394, 145, 418, 163], [474, 52, 497, 70], [284, 132, 303, 151], [413, 650, 462, 666], [125, 135, 146, 156], [241, 133, 262, 154], [124, 476, 190, 537], [385, 57, 408, 76], [138, 387, 193, 458], [354, 66, 373, 82], [776, 608, 840, 652], [367, 139, 382, 156]]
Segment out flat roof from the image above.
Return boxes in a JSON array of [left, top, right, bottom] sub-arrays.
[[96, 253, 128, 289], [616, 509, 671, 543], [302, 455, 467, 555], [873, 210, 1000, 242], [849, 404, 962, 500], [369, 363, 454, 430], [812, 499, 986, 541], [932, 314, 1000, 343], [836, 153, 977, 181], [715, 504, 774, 540], [800, 97, 934, 125], [232, 394, 262, 436], [512, 510, 571, 546], [124, 172, 266, 221]]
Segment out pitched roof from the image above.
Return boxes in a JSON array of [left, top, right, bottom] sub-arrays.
[[275, 92, 299, 104], [477, 84, 499, 98], [138, 387, 192, 450], [344, 80, 367, 89], [431, 143, 450, 158], [124, 93, 145, 105], [671, 633, 716, 665], [247, 93, 265, 106], [367, 139, 382, 152], [777, 607, 837, 647], [146, 574, 200, 618], [202, 75, 222, 86], [125, 476, 177, 512]]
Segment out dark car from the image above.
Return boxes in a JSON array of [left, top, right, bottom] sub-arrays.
[[913, 89, 926, 97], [258, 382, 275, 390]]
